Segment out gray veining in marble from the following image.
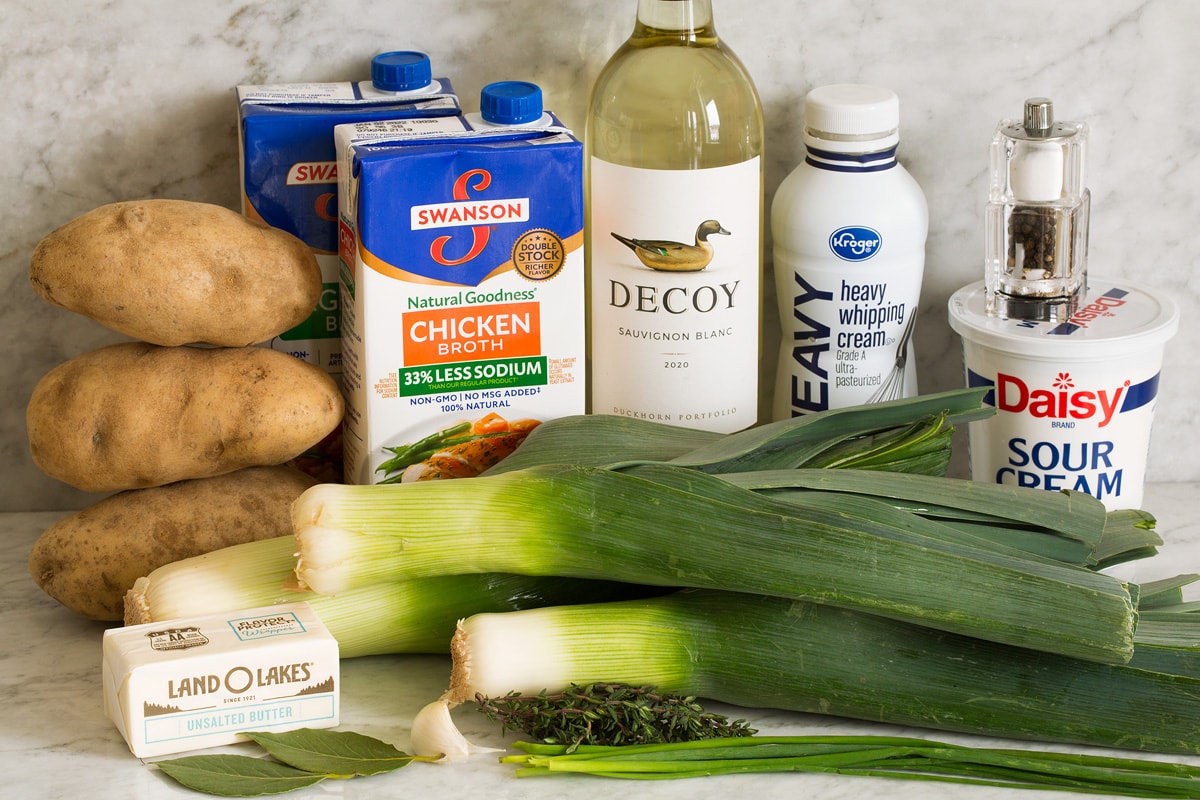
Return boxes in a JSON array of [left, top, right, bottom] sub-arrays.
[[3, 0, 1197, 511]]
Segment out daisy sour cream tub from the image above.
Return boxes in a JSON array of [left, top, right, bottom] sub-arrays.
[[948, 279, 1178, 510]]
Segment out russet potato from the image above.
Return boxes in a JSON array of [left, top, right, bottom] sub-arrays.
[[27, 341, 343, 492], [29, 199, 321, 347], [28, 466, 317, 620]]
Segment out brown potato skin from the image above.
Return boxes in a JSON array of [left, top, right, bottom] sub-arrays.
[[27, 342, 344, 492], [28, 466, 317, 621], [29, 199, 322, 347]]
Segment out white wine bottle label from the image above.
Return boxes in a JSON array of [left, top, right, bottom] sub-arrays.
[[589, 157, 760, 433]]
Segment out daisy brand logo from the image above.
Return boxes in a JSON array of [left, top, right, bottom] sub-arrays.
[[410, 169, 530, 267], [1049, 288, 1130, 335], [996, 371, 1128, 428]]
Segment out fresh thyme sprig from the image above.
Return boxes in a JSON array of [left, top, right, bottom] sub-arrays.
[[475, 682, 756, 749]]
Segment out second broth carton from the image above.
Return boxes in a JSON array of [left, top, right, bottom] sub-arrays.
[[335, 82, 585, 485], [237, 51, 460, 480]]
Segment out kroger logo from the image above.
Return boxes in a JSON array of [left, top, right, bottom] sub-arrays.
[[829, 226, 882, 262]]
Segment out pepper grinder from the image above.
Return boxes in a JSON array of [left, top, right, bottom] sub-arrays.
[[985, 97, 1090, 321]]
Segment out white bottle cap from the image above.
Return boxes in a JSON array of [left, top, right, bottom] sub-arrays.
[[804, 84, 900, 153]]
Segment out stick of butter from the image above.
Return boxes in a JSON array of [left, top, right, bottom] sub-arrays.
[[102, 602, 340, 758]]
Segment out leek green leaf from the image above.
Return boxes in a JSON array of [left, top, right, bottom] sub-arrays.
[[1136, 575, 1200, 609], [667, 388, 992, 473]]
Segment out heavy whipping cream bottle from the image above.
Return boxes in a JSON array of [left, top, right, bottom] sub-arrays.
[[771, 84, 928, 419], [586, 0, 764, 433]]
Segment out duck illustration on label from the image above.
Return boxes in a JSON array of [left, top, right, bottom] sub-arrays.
[[610, 219, 730, 272]]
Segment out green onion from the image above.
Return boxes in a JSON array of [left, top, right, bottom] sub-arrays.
[[447, 589, 1200, 755], [502, 736, 1200, 797], [292, 461, 1137, 663]]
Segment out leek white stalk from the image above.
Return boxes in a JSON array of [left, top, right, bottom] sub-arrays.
[[124, 535, 655, 658]]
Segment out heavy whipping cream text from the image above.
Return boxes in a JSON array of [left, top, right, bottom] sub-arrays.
[[771, 85, 928, 419]]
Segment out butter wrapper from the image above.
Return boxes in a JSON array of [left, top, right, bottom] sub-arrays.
[[102, 602, 339, 758]]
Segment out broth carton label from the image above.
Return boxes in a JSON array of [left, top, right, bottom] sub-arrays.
[[236, 79, 460, 378], [335, 115, 584, 484]]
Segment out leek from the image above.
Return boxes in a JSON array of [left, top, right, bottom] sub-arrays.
[[447, 589, 1200, 756], [292, 462, 1137, 663], [123, 536, 658, 658], [1128, 578, 1200, 676], [713, 467, 1161, 568], [485, 387, 992, 476]]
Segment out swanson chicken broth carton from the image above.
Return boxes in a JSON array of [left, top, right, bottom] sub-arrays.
[[237, 52, 460, 480], [237, 54, 460, 377], [335, 83, 584, 485]]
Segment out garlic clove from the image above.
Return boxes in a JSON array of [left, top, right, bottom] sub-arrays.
[[410, 697, 503, 762]]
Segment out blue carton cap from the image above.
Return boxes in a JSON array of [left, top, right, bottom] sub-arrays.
[[481, 81, 543, 125], [372, 51, 432, 92]]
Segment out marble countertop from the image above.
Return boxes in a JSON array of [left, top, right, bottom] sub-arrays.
[[6, 484, 1200, 799]]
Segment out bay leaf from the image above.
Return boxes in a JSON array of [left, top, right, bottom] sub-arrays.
[[242, 728, 420, 776], [155, 754, 326, 796]]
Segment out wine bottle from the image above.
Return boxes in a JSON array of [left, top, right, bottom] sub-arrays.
[[586, 0, 764, 433]]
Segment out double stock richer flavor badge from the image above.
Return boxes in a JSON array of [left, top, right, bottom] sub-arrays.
[[335, 115, 584, 485]]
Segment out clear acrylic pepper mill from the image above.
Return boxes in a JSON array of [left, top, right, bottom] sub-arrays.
[[985, 97, 1089, 321]]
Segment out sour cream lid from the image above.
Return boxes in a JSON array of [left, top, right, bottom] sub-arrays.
[[948, 278, 1179, 361]]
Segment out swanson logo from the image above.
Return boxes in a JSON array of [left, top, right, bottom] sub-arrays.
[[829, 226, 882, 262], [410, 168, 530, 267]]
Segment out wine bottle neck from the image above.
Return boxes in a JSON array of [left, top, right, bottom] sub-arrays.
[[635, 0, 715, 36]]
